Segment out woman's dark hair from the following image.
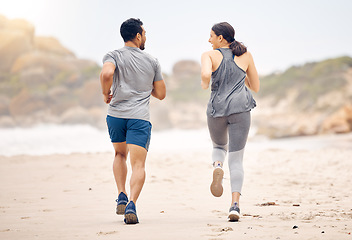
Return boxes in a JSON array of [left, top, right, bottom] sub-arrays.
[[211, 22, 247, 56], [120, 18, 143, 42]]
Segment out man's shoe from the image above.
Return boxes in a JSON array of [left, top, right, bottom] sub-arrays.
[[124, 201, 139, 224], [210, 167, 224, 197], [116, 192, 128, 215], [228, 202, 240, 222]]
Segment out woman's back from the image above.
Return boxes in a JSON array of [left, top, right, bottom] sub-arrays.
[[207, 48, 256, 117], [209, 49, 250, 73]]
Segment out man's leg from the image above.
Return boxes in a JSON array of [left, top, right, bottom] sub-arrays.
[[112, 142, 129, 195], [127, 144, 147, 203]]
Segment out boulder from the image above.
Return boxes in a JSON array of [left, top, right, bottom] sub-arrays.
[[34, 36, 75, 57], [19, 67, 50, 87], [77, 80, 104, 108], [0, 95, 10, 116], [11, 51, 76, 74], [0, 16, 34, 71], [9, 89, 47, 118], [321, 104, 352, 134], [172, 60, 200, 80], [173, 60, 200, 75]]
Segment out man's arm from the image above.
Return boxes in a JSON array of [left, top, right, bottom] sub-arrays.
[[151, 80, 166, 100], [100, 62, 115, 104]]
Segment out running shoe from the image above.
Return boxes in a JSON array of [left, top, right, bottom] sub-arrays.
[[210, 167, 224, 197], [124, 201, 139, 224], [116, 192, 128, 215], [228, 202, 240, 221]]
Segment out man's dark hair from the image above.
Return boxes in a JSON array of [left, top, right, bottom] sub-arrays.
[[120, 18, 143, 42]]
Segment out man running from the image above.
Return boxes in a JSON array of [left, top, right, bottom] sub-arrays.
[[100, 18, 166, 224]]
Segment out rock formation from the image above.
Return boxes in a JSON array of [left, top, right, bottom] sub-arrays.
[[0, 15, 103, 128]]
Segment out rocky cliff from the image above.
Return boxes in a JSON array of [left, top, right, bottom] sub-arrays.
[[0, 15, 104, 128], [254, 56, 352, 137]]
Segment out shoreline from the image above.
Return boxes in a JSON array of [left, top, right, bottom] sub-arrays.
[[1, 124, 352, 157]]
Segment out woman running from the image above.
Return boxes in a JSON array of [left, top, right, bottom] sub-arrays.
[[201, 22, 260, 221]]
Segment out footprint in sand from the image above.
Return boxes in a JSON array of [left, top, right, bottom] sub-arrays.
[[207, 223, 220, 227], [163, 178, 173, 183], [211, 210, 227, 217], [97, 231, 118, 235], [211, 226, 234, 233]]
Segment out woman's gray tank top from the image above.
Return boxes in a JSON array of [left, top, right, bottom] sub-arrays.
[[207, 48, 256, 118]]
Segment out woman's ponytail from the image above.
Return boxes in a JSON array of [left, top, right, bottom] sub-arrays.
[[229, 40, 247, 56], [212, 22, 247, 56]]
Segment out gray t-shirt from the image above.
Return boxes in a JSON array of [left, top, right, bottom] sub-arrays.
[[102, 46, 163, 121]]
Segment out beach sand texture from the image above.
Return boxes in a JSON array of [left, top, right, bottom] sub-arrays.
[[1, 147, 352, 239]]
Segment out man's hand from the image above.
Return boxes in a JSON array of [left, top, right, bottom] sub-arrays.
[[103, 90, 113, 104]]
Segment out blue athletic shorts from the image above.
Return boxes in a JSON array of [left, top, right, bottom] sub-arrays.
[[106, 115, 152, 151]]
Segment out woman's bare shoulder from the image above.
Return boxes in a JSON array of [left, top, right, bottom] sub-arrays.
[[203, 50, 220, 56]]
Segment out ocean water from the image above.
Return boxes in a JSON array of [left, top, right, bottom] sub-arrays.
[[0, 124, 351, 156], [0, 124, 214, 156]]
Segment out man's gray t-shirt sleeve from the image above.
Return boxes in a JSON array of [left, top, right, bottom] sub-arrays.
[[153, 59, 163, 82], [102, 52, 117, 66]]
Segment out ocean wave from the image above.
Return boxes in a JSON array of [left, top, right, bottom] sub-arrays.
[[0, 124, 350, 156]]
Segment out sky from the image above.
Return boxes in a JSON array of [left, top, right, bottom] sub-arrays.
[[1, 0, 352, 75]]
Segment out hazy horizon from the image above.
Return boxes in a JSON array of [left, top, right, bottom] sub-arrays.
[[1, 0, 352, 75]]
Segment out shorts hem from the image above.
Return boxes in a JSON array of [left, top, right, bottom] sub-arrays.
[[126, 142, 149, 151]]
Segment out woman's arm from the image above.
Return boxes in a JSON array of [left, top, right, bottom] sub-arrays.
[[201, 52, 213, 89], [245, 52, 260, 93]]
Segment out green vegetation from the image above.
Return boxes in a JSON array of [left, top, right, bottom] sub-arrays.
[[258, 56, 352, 110], [0, 72, 22, 97], [82, 65, 101, 79]]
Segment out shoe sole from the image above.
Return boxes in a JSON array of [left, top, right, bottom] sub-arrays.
[[228, 211, 240, 222], [210, 168, 224, 197], [124, 213, 138, 224], [116, 204, 126, 215]]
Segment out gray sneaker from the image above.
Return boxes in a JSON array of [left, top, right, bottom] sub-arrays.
[[228, 202, 240, 221]]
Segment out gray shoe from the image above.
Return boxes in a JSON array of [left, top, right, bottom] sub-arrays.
[[228, 202, 240, 221]]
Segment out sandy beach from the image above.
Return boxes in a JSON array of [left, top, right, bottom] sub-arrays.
[[1, 136, 352, 239]]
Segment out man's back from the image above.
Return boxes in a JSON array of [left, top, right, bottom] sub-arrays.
[[103, 46, 163, 121]]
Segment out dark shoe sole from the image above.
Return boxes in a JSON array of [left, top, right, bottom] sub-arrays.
[[124, 213, 139, 224], [210, 168, 224, 197], [228, 211, 240, 222], [116, 204, 126, 215]]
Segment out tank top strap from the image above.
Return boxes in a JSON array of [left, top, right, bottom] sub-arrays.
[[216, 48, 234, 59]]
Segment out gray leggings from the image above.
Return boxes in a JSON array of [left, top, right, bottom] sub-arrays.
[[207, 111, 251, 194]]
